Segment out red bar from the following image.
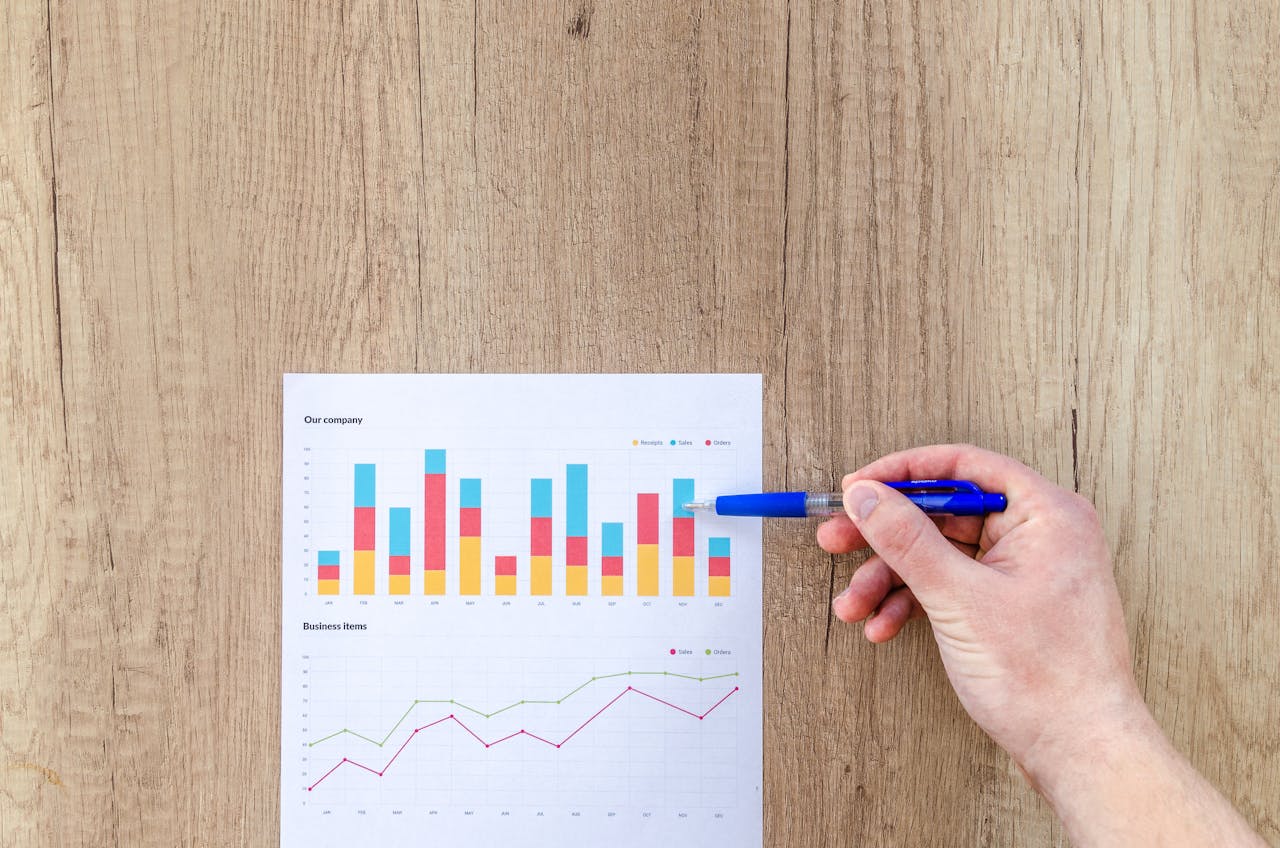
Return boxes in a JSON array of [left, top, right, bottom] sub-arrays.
[[460, 506, 482, 537], [709, 556, 731, 577], [354, 507, 376, 550], [495, 556, 517, 576], [566, 535, 588, 566], [318, 565, 340, 581], [424, 473, 446, 570], [672, 516, 695, 556], [602, 555, 623, 577], [530, 516, 552, 555], [637, 493, 659, 544], [389, 555, 411, 576]]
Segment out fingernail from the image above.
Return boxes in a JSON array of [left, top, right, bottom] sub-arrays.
[[844, 484, 879, 521]]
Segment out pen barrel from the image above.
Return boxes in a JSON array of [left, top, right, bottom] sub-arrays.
[[714, 492, 809, 517], [903, 492, 1006, 515], [710, 484, 1006, 518]]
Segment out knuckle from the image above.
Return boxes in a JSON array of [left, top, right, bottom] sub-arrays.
[[1067, 492, 1100, 523]]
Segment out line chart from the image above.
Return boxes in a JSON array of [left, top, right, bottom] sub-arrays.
[[306, 684, 741, 791], [307, 670, 740, 747]]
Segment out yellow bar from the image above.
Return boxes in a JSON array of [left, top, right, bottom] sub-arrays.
[[424, 570, 446, 595], [673, 555, 695, 596], [354, 550, 376, 595], [602, 574, 623, 596], [389, 574, 410, 595], [566, 565, 588, 596], [637, 544, 659, 596], [460, 537, 481, 595], [495, 574, 517, 595], [530, 555, 552, 595], [709, 575, 731, 597], [318, 579, 340, 595]]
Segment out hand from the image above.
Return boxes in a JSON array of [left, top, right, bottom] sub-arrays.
[[818, 444, 1138, 768], [818, 445, 1266, 846]]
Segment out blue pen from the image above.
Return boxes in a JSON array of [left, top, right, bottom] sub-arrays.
[[682, 480, 1007, 518]]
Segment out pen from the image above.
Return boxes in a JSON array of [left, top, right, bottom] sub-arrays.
[[682, 480, 1007, 518]]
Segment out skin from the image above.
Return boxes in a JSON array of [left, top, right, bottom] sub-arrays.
[[818, 445, 1266, 847]]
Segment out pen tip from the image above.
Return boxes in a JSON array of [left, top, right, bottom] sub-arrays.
[[683, 500, 713, 511]]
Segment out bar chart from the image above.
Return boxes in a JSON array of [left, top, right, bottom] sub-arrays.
[[306, 453, 733, 599]]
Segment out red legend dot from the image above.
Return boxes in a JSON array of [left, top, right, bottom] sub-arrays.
[[669, 648, 676, 655], [705, 439, 711, 446]]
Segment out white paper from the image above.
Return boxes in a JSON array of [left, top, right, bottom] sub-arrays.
[[281, 374, 763, 847]]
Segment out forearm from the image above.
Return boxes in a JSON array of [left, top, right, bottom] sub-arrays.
[[1021, 702, 1265, 847]]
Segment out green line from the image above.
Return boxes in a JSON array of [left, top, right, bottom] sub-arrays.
[[307, 670, 740, 747]]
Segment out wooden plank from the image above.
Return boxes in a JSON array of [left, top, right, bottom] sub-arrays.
[[774, 0, 1082, 844], [0, 2, 102, 845], [1076, 1, 1280, 840]]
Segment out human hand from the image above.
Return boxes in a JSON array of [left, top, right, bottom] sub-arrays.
[[818, 445, 1268, 845], [816, 444, 1140, 773]]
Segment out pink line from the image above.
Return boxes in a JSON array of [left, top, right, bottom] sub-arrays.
[[306, 686, 740, 791], [452, 717, 489, 746], [630, 688, 700, 718], [523, 731, 556, 746], [558, 689, 630, 747], [306, 760, 345, 791], [380, 729, 419, 773], [701, 686, 740, 718]]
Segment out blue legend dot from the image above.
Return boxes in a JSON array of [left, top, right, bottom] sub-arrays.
[[669, 439, 676, 445]]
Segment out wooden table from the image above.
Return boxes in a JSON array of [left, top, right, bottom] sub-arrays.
[[3, 2, 1277, 844]]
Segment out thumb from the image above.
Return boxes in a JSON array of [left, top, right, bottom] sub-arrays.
[[843, 481, 972, 597]]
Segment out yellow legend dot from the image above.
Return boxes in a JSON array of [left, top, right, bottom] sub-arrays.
[[632, 439, 638, 446]]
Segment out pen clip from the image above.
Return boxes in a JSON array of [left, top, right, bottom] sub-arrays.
[[887, 479, 983, 495]]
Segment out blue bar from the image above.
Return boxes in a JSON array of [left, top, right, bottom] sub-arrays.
[[355, 464, 376, 507], [318, 550, 340, 565], [709, 537, 731, 558], [460, 478, 482, 509], [389, 508, 410, 556], [425, 449, 446, 475], [566, 464, 588, 537], [673, 478, 695, 517], [531, 478, 553, 518], [602, 522, 623, 557]]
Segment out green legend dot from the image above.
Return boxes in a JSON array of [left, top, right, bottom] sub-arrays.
[[706, 649, 712, 655]]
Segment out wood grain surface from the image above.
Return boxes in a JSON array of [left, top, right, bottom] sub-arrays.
[[2, 1, 1277, 844]]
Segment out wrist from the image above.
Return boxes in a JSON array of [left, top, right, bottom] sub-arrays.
[[1018, 693, 1188, 839], [1018, 689, 1161, 796]]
